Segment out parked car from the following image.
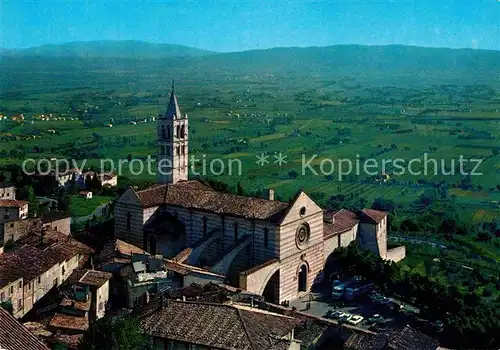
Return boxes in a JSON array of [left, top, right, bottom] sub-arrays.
[[339, 313, 353, 323], [348, 315, 364, 325], [329, 310, 345, 319], [367, 314, 384, 324]]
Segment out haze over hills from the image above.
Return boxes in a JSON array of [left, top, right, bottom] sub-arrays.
[[1, 41, 500, 90], [0, 40, 215, 59]]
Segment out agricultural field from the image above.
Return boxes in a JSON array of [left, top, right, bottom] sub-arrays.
[[0, 50, 499, 223]]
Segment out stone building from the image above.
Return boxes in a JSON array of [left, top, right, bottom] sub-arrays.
[[0, 229, 93, 318], [0, 183, 16, 199], [114, 84, 405, 304]]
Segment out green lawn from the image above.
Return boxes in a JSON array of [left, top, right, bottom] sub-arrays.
[[70, 195, 112, 217]]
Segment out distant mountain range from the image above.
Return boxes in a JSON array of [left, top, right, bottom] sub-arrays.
[[1, 41, 499, 89], [0, 40, 215, 59]]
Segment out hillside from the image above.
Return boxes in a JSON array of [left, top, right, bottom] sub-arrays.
[[1, 44, 499, 91], [0, 40, 215, 59]]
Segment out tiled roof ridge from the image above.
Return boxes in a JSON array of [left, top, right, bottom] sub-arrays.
[[235, 307, 257, 349], [78, 270, 90, 284]]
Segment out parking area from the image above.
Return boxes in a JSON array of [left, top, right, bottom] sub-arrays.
[[290, 286, 420, 331]]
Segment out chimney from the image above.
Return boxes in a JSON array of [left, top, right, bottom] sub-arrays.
[[250, 297, 254, 308], [263, 189, 274, 201], [182, 296, 186, 302]]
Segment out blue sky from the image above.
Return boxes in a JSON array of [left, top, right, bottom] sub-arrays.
[[1, 0, 499, 51]]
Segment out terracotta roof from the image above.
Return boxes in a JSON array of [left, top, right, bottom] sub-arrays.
[[49, 333, 82, 349], [139, 300, 300, 349], [99, 238, 147, 262], [49, 313, 89, 332], [164, 259, 225, 278], [0, 307, 50, 350], [60, 297, 91, 312], [0, 199, 28, 207], [135, 180, 290, 221], [360, 209, 388, 224], [323, 209, 358, 237], [0, 231, 93, 288], [345, 325, 439, 350], [385, 325, 439, 350], [64, 269, 112, 289]]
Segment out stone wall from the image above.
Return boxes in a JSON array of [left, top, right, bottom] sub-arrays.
[[2, 218, 42, 244], [114, 189, 145, 248], [96, 281, 110, 319], [0, 277, 24, 318], [386, 246, 406, 263], [43, 217, 71, 235]]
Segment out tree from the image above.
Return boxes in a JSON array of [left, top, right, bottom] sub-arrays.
[[0, 300, 13, 315], [27, 186, 39, 217], [288, 170, 298, 179], [91, 173, 102, 192], [85, 174, 93, 190], [78, 315, 151, 350]]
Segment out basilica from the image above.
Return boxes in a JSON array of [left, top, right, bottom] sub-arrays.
[[114, 84, 405, 304]]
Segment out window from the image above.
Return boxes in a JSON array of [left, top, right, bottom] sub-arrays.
[[126, 212, 131, 231], [0, 292, 4, 302], [181, 145, 185, 155], [176, 146, 180, 156], [99, 302, 104, 311], [37, 276, 41, 284], [180, 125, 185, 138], [264, 228, 269, 248], [203, 217, 207, 236], [10, 223, 14, 228], [176, 125, 180, 137], [234, 222, 239, 243], [17, 299, 22, 311], [27, 283, 31, 291], [10, 286, 13, 295], [18, 281, 22, 290], [53, 278, 58, 287], [6, 193, 9, 197]]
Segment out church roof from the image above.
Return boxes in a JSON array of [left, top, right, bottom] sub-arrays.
[[323, 209, 358, 238], [360, 209, 388, 224], [135, 180, 291, 222], [165, 88, 182, 118]]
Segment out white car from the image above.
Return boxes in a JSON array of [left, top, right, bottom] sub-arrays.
[[339, 313, 353, 323], [348, 315, 364, 325]]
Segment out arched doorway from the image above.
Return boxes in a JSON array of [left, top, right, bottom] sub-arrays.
[[262, 270, 280, 304], [298, 264, 307, 292]]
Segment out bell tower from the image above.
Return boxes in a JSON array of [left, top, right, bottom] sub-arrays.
[[157, 81, 189, 184]]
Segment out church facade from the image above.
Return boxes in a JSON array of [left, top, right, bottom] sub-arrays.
[[114, 84, 405, 304]]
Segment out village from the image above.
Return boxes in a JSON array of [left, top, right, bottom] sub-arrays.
[[0, 86, 447, 350]]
